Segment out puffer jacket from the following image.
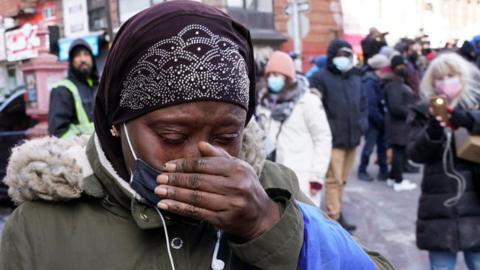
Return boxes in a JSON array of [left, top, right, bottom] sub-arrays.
[[0, 121, 394, 270], [309, 40, 368, 149], [407, 103, 480, 252], [383, 74, 414, 146]]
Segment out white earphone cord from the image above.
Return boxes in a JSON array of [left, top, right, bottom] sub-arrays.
[[442, 129, 467, 207], [154, 207, 176, 270], [123, 124, 138, 160], [126, 122, 173, 269]]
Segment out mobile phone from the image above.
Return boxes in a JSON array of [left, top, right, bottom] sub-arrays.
[[430, 95, 449, 123]]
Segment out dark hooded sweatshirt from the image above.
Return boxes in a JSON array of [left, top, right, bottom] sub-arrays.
[[48, 39, 99, 137], [309, 39, 368, 149]]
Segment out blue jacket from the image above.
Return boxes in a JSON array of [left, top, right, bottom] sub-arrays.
[[362, 71, 386, 129], [298, 202, 377, 270]]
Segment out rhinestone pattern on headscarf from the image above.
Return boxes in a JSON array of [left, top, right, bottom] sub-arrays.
[[119, 24, 250, 110]]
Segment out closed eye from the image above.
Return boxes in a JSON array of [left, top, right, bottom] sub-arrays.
[[212, 133, 239, 145], [159, 134, 188, 145]]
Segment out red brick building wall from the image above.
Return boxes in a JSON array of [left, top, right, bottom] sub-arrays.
[[1, 0, 62, 26], [274, 0, 343, 71], [109, 0, 120, 29]]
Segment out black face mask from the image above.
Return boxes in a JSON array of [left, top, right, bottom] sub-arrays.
[[394, 67, 408, 78], [123, 124, 200, 225], [408, 52, 419, 64], [123, 124, 163, 206]]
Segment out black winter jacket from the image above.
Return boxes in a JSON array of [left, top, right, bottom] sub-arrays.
[[309, 40, 368, 149], [407, 103, 480, 252], [383, 75, 414, 146]]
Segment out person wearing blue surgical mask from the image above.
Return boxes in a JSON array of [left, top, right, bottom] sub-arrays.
[[267, 73, 287, 93], [257, 51, 332, 208], [309, 39, 368, 233]]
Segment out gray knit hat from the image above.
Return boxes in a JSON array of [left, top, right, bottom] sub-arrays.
[[367, 54, 389, 70]]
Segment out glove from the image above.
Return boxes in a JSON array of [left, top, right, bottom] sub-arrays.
[[426, 117, 444, 140], [309, 181, 323, 196], [450, 109, 474, 131]]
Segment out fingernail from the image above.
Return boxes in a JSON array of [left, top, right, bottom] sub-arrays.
[[157, 174, 168, 184], [158, 202, 168, 210], [162, 163, 176, 171], [155, 187, 167, 196]]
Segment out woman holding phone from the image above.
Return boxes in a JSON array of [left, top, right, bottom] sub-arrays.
[[407, 52, 480, 270]]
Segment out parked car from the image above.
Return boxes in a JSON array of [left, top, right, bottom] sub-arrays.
[[0, 88, 37, 203]]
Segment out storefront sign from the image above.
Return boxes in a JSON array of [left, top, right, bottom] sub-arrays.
[[58, 34, 99, 61], [63, 0, 89, 38], [0, 30, 6, 61], [5, 24, 41, 62]]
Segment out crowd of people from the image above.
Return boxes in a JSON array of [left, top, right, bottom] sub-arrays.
[[0, 1, 479, 269], [258, 28, 480, 269]]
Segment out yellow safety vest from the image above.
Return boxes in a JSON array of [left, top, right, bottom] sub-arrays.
[[52, 79, 94, 139]]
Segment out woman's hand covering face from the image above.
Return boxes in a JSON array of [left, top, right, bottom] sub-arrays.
[[155, 142, 281, 241]]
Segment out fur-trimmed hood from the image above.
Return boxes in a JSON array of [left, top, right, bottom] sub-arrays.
[[3, 120, 266, 204]]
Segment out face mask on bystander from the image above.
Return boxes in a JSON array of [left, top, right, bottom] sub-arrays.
[[267, 75, 286, 93], [332, 56, 354, 72], [434, 76, 463, 100]]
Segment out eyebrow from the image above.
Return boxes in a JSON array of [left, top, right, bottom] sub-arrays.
[[148, 113, 244, 127]]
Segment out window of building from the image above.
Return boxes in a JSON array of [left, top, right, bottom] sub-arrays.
[[227, 0, 273, 12], [119, 0, 165, 23], [226, 0, 275, 31], [43, 7, 55, 20], [87, 0, 108, 31], [226, 0, 243, 8]]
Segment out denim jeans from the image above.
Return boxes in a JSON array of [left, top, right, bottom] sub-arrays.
[[430, 251, 480, 270], [358, 125, 388, 174]]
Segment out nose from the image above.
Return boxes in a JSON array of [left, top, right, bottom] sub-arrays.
[[78, 51, 91, 63], [181, 140, 203, 159], [80, 54, 89, 63]]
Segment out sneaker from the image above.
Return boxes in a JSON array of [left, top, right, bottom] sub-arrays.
[[358, 171, 373, 182], [393, 180, 417, 191], [386, 179, 395, 187], [402, 179, 415, 185]]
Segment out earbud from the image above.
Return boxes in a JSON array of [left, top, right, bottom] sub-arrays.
[[211, 259, 225, 270], [211, 230, 224, 270]]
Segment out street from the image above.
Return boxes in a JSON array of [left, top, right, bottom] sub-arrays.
[[0, 152, 470, 270]]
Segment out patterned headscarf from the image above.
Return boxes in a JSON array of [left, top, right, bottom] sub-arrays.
[[94, 1, 256, 180]]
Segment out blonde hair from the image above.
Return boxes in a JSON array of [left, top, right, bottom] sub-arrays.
[[420, 52, 480, 108]]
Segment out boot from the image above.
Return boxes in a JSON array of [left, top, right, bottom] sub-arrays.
[[338, 213, 357, 232], [357, 171, 373, 182]]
